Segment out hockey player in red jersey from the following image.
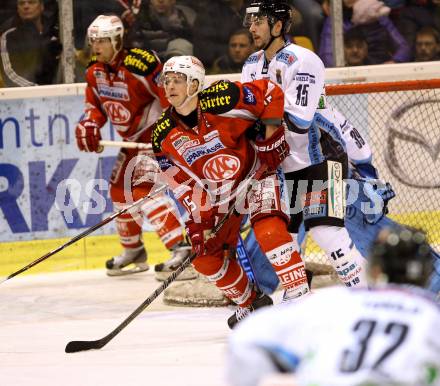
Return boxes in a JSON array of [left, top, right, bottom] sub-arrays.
[[75, 15, 194, 279], [151, 55, 310, 328]]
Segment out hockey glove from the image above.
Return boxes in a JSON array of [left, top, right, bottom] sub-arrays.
[[363, 179, 396, 224], [75, 120, 102, 152], [132, 150, 161, 186], [185, 214, 216, 257], [351, 162, 379, 180], [255, 126, 289, 170]]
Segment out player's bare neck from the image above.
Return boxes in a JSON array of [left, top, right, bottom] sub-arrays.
[[265, 37, 285, 62], [107, 51, 123, 71], [175, 96, 198, 116]]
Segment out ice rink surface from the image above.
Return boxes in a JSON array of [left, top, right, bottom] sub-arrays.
[[0, 270, 242, 386]]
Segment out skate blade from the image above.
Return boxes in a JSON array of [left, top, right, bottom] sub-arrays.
[[154, 266, 198, 282], [106, 263, 150, 277]]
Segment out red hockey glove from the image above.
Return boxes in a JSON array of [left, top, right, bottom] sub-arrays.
[[185, 215, 216, 257], [75, 120, 102, 152], [255, 126, 290, 170]]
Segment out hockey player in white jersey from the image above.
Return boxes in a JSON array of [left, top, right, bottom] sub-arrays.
[[242, 1, 369, 295], [226, 226, 440, 386]]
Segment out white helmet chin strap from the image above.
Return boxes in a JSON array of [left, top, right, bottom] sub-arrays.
[[175, 81, 200, 110], [108, 48, 120, 64]]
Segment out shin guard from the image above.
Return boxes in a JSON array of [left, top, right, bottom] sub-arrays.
[[254, 217, 309, 297], [310, 225, 368, 287], [193, 253, 255, 307]]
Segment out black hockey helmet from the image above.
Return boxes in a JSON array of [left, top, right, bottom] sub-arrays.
[[244, 0, 293, 35], [369, 227, 433, 287]]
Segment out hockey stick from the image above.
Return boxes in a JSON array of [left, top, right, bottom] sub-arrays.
[[99, 140, 152, 150], [65, 163, 268, 353], [0, 184, 167, 285], [236, 233, 258, 285]]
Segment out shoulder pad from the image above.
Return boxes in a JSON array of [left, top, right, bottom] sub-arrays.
[[87, 55, 98, 68], [199, 80, 240, 115], [123, 48, 159, 76], [152, 109, 174, 153]]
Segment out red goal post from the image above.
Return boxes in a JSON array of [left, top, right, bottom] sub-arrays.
[[304, 78, 440, 271]]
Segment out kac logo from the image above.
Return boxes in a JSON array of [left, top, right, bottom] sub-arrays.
[[103, 101, 131, 125], [202, 154, 240, 182]]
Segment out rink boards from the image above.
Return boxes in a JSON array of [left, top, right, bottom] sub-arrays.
[[1, 62, 439, 275]]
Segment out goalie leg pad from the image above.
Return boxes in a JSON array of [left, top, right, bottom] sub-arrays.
[[193, 252, 255, 306], [310, 225, 368, 287], [253, 217, 309, 296]]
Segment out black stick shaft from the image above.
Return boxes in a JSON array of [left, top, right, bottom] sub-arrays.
[[65, 163, 268, 352], [3, 185, 166, 283], [65, 253, 195, 353]]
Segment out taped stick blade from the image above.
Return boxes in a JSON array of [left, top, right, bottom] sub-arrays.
[[65, 339, 106, 353]]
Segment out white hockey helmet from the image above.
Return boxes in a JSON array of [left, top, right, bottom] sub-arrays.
[[87, 15, 124, 54], [162, 55, 205, 96]]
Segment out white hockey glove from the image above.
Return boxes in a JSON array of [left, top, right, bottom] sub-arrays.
[[132, 150, 161, 186]]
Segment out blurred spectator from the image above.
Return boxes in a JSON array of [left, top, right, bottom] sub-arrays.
[[291, 0, 325, 51], [351, 0, 390, 24], [73, 1, 135, 49], [163, 37, 193, 60], [210, 28, 254, 74], [319, 0, 410, 66], [1, 0, 57, 33], [414, 26, 440, 61], [383, 0, 405, 6], [0, 0, 62, 87], [193, 0, 247, 69], [0, 0, 17, 30], [126, 0, 194, 60], [344, 26, 371, 65], [176, 0, 209, 14], [395, 0, 440, 53]]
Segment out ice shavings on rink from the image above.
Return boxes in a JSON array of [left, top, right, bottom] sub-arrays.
[[0, 270, 240, 386]]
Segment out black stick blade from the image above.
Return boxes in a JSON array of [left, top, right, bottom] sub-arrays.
[[65, 339, 106, 353]]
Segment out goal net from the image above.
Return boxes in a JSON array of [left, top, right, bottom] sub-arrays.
[[304, 78, 440, 273]]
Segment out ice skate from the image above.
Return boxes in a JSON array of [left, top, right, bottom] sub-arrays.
[[106, 246, 149, 277], [154, 241, 198, 281], [228, 291, 273, 329]]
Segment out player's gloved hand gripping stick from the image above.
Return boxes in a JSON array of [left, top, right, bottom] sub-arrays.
[[0, 184, 168, 285], [65, 163, 268, 353]]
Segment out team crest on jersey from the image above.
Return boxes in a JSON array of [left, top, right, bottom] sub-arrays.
[[103, 101, 131, 124], [97, 84, 130, 101], [242, 86, 256, 105], [276, 51, 297, 66], [183, 137, 225, 166], [202, 154, 240, 182]]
